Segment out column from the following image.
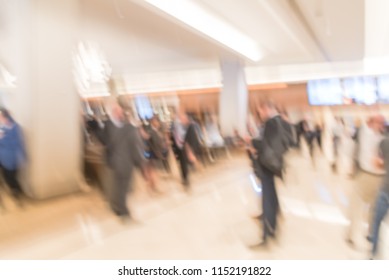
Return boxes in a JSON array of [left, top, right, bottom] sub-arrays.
[[1, 0, 82, 199], [219, 58, 248, 137]]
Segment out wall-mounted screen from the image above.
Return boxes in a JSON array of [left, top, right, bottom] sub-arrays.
[[307, 79, 343, 106], [135, 95, 154, 120], [342, 77, 377, 105], [376, 75, 389, 103], [307, 76, 381, 106]]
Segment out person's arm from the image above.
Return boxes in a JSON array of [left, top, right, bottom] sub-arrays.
[[130, 126, 147, 170], [150, 130, 164, 159], [95, 121, 108, 145], [185, 143, 197, 164], [184, 125, 198, 163], [374, 140, 385, 169], [15, 126, 27, 164]]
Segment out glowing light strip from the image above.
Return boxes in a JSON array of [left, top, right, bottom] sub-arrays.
[[144, 0, 262, 62]]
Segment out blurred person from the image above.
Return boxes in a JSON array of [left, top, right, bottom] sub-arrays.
[[341, 118, 357, 176], [295, 119, 305, 150], [350, 118, 363, 177], [185, 115, 204, 168], [139, 124, 159, 194], [96, 100, 146, 223], [149, 116, 171, 174], [245, 114, 265, 221], [252, 101, 292, 248], [369, 135, 389, 259], [0, 108, 26, 207], [352, 118, 362, 142], [204, 114, 225, 148], [171, 109, 192, 189], [300, 118, 316, 163], [314, 122, 322, 151], [331, 117, 343, 173], [82, 114, 106, 187], [279, 110, 295, 147], [347, 115, 386, 245]]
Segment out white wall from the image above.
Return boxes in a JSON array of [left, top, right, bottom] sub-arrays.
[[0, 0, 82, 199]]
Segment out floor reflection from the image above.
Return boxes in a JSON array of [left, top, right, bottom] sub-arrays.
[[0, 150, 387, 259]]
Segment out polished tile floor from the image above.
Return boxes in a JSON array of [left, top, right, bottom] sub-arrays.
[[0, 145, 388, 260]]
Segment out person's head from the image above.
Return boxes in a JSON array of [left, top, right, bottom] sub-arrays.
[[0, 108, 13, 126], [178, 108, 189, 125], [369, 114, 385, 133], [150, 116, 160, 128], [257, 101, 277, 121], [105, 99, 125, 122]]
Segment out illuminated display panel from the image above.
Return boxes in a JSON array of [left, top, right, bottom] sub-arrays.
[[342, 77, 377, 105], [307, 79, 343, 106], [377, 75, 389, 103]]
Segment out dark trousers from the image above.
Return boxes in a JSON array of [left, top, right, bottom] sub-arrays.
[[315, 132, 322, 150], [1, 167, 23, 198], [177, 148, 189, 186], [333, 136, 340, 157], [332, 136, 340, 170], [371, 189, 389, 257], [296, 132, 302, 149], [109, 170, 132, 217], [261, 170, 279, 241], [161, 150, 171, 174]]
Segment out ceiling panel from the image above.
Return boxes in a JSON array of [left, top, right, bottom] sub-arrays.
[[294, 0, 364, 61], [77, 0, 369, 91], [197, 0, 307, 57], [79, 0, 228, 74]]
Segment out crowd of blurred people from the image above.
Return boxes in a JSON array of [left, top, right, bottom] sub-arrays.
[[1, 97, 389, 259], [82, 100, 232, 223], [245, 102, 389, 259]]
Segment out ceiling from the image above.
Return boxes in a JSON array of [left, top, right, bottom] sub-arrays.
[[58, 0, 389, 93], [294, 0, 364, 61], [79, 0, 366, 74]]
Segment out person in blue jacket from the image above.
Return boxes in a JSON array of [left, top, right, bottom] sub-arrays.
[[0, 108, 26, 203]]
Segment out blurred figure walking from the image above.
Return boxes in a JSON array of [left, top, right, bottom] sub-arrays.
[[252, 101, 292, 247], [96, 101, 146, 223], [171, 109, 193, 189], [347, 115, 385, 245], [331, 117, 343, 173], [369, 136, 389, 259], [0, 108, 26, 207]]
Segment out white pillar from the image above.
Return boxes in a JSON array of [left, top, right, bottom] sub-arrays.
[[219, 58, 248, 137], [1, 0, 82, 199]]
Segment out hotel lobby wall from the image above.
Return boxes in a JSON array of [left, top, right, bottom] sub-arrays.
[[85, 84, 389, 123]]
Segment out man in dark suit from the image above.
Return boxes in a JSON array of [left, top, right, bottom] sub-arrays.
[[253, 101, 291, 247], [96, 101, 146, 223]]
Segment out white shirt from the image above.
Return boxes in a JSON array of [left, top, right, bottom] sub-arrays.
[[173, 119, 187, 149], [332, 122, 342, 137], [358, 124, 385, 175]]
